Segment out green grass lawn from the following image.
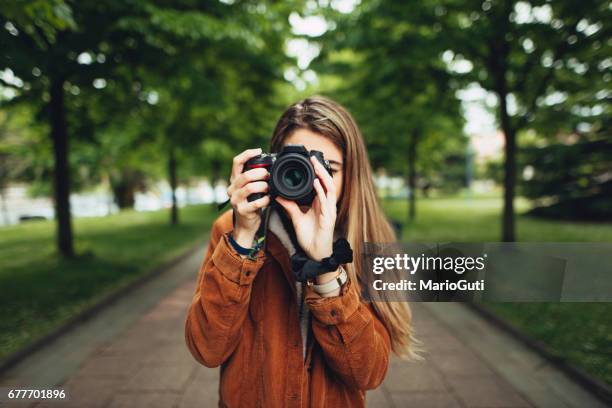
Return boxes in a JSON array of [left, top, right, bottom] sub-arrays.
[[383, 195, 612, 385], [0, 204, 216, 361], [384, 195, 612, 242]]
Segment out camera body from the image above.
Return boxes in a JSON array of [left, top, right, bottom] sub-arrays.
[[243, 144, 333, 206]]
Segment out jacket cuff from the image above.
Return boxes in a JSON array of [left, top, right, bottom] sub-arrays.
[[305, 278, 362, 326], [211, 233, 265, 286]]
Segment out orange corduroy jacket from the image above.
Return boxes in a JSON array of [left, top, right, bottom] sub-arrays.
[[184, 210, 391, 407]]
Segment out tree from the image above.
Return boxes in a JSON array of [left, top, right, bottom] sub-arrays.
[[314, 0, 465, 220], [131, 2, 293, 224], [1, 1, 77, 254], [440, 0, 610, 240], [1, 0, 297, 254], [0, 1, 175, 255]]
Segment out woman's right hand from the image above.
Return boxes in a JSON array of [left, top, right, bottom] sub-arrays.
[[227, 148, 270, 248]]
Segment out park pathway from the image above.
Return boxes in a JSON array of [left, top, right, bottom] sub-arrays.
[[0, 244, 606, 408]]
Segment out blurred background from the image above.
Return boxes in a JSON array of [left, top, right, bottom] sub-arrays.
[[0, 0, 610, 394]]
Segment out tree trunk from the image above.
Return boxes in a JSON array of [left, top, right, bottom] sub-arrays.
[[499, 97, 516, 242], [407, 130, 419, 221], [492, 58, 516, 242], [50, 76, 74, 257], [110, 169, 142, 209], [168, 146, 178, 225], [111, 183, 136, 209], [490, 4, 516, 242]]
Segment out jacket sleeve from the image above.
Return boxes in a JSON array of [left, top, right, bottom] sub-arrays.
[[184, 216, 265, 367], [305, 278, 392, 390]]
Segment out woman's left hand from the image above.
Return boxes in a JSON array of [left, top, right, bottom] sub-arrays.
[[275, 156, 337, 261]]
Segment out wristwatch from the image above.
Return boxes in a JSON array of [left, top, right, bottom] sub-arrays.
[[310, 267, 348, 295]]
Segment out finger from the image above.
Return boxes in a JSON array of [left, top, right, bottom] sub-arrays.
[[311, 157, 336, 198], [236, 197, 269, 217], [231, 148, 263, 180], [313, 178, 327, 215], [275, 196, 302, 220], [228, 168, 268, 196], [243, 195, 270, 213], [237, 167, 269, 188], [233, 181, 269, 203]]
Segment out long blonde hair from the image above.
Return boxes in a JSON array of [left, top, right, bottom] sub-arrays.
[[270, 95, 419, 359]]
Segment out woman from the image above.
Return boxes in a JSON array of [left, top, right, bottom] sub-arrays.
[[185, 96, 417, 407]]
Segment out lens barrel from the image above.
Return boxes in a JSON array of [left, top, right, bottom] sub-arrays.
[[271, 153, 315, 204], [242, 145, 331, 206]]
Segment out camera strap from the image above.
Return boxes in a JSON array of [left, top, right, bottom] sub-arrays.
[[248, 207, 270, 259], [275, 202, 302, 255], [217, 198, 231, 212]]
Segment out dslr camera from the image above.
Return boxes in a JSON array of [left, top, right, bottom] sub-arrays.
[[243, 144, 333, 206]]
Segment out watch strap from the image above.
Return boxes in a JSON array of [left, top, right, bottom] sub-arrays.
[[311, 267, 348, 295]]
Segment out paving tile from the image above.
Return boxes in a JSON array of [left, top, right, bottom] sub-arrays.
[[72, 355, 141, 378], [445, 376, 531, 407], [120, 364, 194, 392], [192, 366, 220, 383], [389, 392, 462, 408], [96, 334, 172, 358], [428, 350, 496, 377], [4, 398, 40, 408], [58, 377, 124, 408], [413, 321, 442, 337], [418, 332, 470, 353], [384, 361, 447, 393], [365, 387, 392, 408], [178, 370, 219, 408], [142, 344, 195, 366], [106, 391, 180, 408]]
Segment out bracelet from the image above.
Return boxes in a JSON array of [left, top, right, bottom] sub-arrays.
[[310, 266, 348, 295]]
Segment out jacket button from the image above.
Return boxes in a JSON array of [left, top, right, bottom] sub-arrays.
[[330, 309, 337, 317]]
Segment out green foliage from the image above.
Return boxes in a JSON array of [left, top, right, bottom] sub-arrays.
[[435, 0, 610, 239], [0, 0, 75, 46], [439, 0, 610, 131], [0, 204, 216, 360], [0, 0, 299, 214], [313, 0, 466, 191], [0, 105, 49, 190], [520, 138, 612, 220]]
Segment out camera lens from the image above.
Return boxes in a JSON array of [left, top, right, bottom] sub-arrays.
[[282, 167, 306, 188], [271, 153, 315, 202]]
